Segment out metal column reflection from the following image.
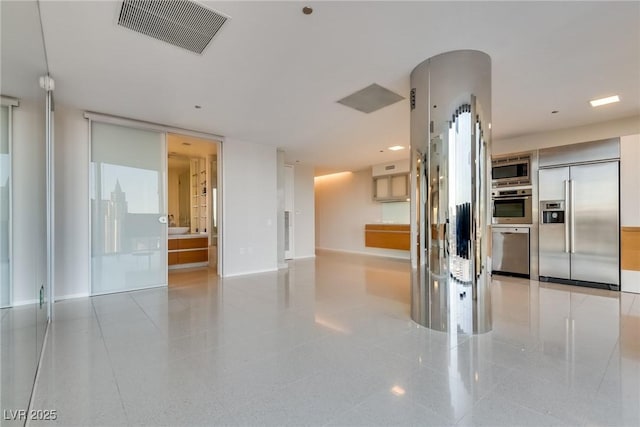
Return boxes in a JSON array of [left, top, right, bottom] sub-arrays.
[[410, 50, 492, 334]]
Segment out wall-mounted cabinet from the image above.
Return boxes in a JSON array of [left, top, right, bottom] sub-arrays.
[[372, 159, 410, 202], [373, 173, 409, 202]]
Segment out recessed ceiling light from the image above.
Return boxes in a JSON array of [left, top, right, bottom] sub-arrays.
[[391, 386, 406, 396], [388, 145, 405, 151], [590, 95, 620, 107]]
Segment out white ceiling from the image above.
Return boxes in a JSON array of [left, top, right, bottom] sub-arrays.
[[27, 1, 640, 173]]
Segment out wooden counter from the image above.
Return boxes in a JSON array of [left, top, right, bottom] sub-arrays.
[[365, 224, 410, 251], [622, 227, 640, 271]]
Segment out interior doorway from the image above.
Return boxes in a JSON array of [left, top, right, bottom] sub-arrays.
[[284, 164, 294, 260], [166, 133, 221, 285]]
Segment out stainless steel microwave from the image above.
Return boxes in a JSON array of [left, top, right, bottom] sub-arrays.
[[491, 154, 531, 188], [492, 188, 533, 224]]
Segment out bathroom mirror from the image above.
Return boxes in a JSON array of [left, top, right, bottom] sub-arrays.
[[1, 0, 50, 421]]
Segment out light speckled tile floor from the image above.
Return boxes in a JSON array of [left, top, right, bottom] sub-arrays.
[[29, 252, 640, 426]]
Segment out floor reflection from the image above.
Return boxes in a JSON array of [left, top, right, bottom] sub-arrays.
[[30, 251, 640, 426]]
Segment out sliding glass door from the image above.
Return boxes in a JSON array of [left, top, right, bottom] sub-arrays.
[[0, 105, 9, 307], [90, 122, 167, 294]]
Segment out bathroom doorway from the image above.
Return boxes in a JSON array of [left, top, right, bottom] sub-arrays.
[[167, 133, 221, 284]]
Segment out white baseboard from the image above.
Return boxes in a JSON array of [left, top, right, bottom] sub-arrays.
[[223, 268, 278, 278], [10, 298, 39, 307], [168, 262, 208, 270], [621, 270, 640, 294], [293, 254, 316, 260], [55, 292, 90, 302], [315, 247, 410, 260]]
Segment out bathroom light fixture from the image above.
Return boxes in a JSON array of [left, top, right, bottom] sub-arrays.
[[590, 95, 620, 107], [388, 145, 404, 151]]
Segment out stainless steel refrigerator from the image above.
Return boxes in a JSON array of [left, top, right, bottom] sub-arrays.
[[538, 159, 619, 290]]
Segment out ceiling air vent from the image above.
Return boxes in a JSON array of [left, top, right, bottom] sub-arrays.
[[118, 0, 228, 54], [337, 84, 405, 114]]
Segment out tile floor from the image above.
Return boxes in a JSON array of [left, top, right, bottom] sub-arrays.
[[31, 252, 640, 426]]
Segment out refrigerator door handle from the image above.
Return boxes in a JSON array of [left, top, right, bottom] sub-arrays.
[[570, 179, 576, 253], [564, 180, 570, 253]]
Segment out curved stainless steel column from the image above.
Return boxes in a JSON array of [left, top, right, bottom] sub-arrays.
[[410, 50, 492, 334]]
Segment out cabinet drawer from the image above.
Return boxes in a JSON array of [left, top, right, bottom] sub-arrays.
[[178, 237, 208, 249], [168, 239, 179, 250], [168, 252, 179, 265], [177, 249, 208, 264]]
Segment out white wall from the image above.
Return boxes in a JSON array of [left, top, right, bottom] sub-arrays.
[[292, 163, 315, 259], [12, 98, 47, 305], [221, 138, 278, 276], [53, 104, 90, 300], [620, 133, 640, 294], [493, 115, 640, 155], [315, 169, 410, 259]]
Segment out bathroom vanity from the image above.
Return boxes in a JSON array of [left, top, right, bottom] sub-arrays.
[[168, 234, 209, 269]]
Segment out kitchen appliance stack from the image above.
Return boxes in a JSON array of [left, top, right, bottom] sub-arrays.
[[491, 138, 621, 291], [491, 153, 534, 278]]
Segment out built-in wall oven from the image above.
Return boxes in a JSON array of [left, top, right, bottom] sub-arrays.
[[492, 154, 531, 188], [492, 188, 533, 225]]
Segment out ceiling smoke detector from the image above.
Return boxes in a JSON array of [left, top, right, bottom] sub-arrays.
[[337, 84, 405, 114], [118, 0, 229, 54]]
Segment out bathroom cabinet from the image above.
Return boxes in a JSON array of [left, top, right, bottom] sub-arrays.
[[168, 235, 208, 269]]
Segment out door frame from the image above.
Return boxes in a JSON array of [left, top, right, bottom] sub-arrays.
[[0, 97, 19, 308], [84, 112, 225, 293]]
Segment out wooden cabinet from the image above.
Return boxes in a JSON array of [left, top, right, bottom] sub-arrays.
[[168, 236, 208, 269], [364, 224, 410, 250]]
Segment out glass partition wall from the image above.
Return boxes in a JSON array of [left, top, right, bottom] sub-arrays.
[[0, 0, 52, 422], [90, 121, 168, 295]]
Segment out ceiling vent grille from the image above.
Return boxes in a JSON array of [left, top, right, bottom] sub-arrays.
[[337, 84, 405, 114], [118, 0, 228, 54]]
